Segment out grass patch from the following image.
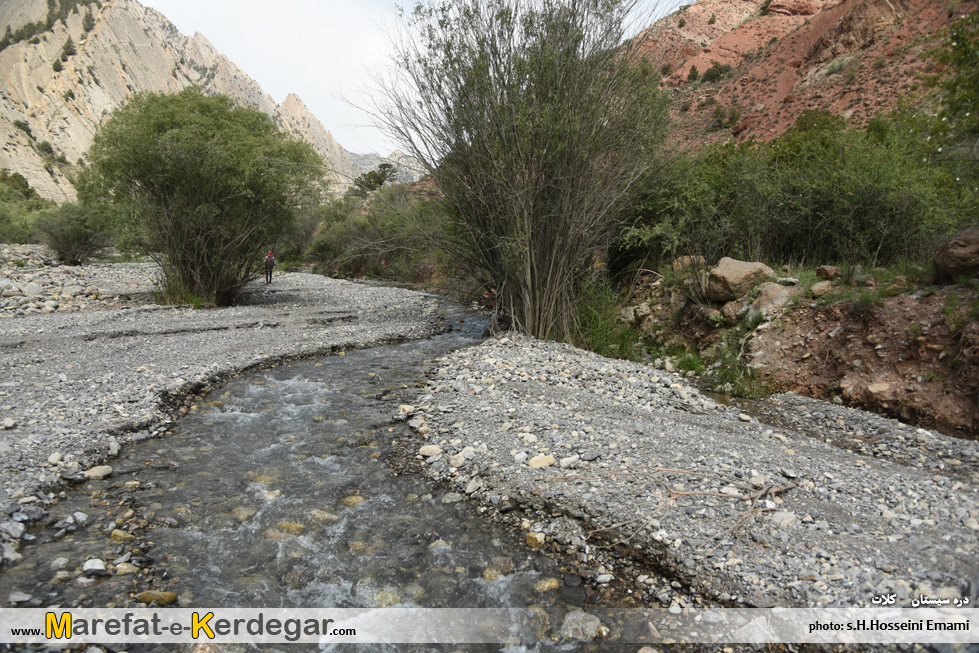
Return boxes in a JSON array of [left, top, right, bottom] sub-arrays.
[[572, 279, 644, 361]]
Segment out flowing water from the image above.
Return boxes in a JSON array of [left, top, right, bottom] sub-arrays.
[[0, 312, 613, 650]]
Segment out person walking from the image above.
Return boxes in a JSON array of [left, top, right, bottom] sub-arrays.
[[264, 250, 276, 284]]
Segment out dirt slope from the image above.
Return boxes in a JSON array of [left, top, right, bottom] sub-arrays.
[[638, 0, 978, 142]]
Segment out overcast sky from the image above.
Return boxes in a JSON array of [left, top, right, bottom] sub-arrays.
[[145, 0, 403, 155], [144, 1, 681, 157]]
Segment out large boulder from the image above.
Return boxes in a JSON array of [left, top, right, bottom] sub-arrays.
[[707, 257, 776, 302], [935, 228, 979, 280]]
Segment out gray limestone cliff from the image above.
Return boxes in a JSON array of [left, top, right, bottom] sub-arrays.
[[0, 0, 405, 201]]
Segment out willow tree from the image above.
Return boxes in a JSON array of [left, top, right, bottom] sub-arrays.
[[376, 0, 670, 340], [80, 87, 322, 305]]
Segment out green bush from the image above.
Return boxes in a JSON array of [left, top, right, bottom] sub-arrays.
[[687, 65, 699, 82], [622, 110, 972, 269], [570, 279, 643, 361], [708, 13, 717, 24], [33, 203, 109, 265], [79, 87, 323, 305], [701, 62, 734, 83], [310, 185, 447, 284]]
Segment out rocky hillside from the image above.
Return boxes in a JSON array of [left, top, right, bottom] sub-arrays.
[[639, 0, 978, 142], [0, 0, 414, 202]]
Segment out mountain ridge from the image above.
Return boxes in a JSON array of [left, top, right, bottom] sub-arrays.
[[0, 0, 413, 202]]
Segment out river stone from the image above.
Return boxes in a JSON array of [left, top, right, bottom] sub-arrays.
[[231, 507, 257, 521], [769, 511, 798, 528], [8, 591, 32, 604], [441, 492, 464, 504], [560, 611, 604, 641], [419, 445, 441, 457], [2, 418, 15, 429], [465, 478, 483, 494], [525, 532, 546, 548], [483, 567, 503, 581], [24, 282, 43, 298], [109, 529, 134, 542], [82, 559, 106, 575], [84, 465, 112, 480], [2, 543, 23, 564], [342, 495, 366, 507], [528, 454, 556, 469], [534, 578, 561, 592], [310, 509, 339, 523], [135, 590, 179, 605], [449, 453, 466, 468], [375, 590, 401, 608], [277, 521, 305, 536], [115, 562, 140, 575], [0, 521, 25, 539]]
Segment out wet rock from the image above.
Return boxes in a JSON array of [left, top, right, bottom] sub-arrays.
[[2, 543, 23, 564], [342, 495, 366, 507], [483, 567, 503, 581], [534, 578, 561, 592], [135, 590, 179, 605], [441, 492, 464, 504], [560, 611, 604, 641], [277, 521, 305, 536], [84, 465, 112, 480], [525, 532, 546, 548], [0, 521, 25, 539], [231, 507, 257, 522], [8, 591, 32, 604], [109, 529, 134, 542], [115, 562, 140, 575], [82, 558, 108, 576]]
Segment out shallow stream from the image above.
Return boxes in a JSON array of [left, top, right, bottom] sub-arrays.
[[0, 313, 614, 650]]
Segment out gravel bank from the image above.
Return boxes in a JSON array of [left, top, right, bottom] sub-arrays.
[[403, 333, 979, 610], [0, 249, 444, 539]]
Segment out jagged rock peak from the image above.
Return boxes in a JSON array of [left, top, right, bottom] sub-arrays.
[[0, 0, 356, 200]]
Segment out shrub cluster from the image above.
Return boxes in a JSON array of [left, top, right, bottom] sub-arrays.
[[621, 110, 974, 269]]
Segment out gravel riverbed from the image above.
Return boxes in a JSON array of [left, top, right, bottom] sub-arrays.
[[2, 245, 978, 622], [402, 334, 979, 611], [0, 246, 443, 550]]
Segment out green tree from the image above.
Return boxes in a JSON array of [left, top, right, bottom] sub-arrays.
[[377, 0, 670, 339], [60, 36, 76, 61], [83, 8, 96, 32], [687, 65, 699, 82], [79, 87, 323, 305], [350, 162, 398, 198]]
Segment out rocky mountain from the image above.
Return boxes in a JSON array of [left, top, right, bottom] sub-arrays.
[[639, 0, 978, 142], [344, 148, 426, 186], [0, 0, 408, 202]]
